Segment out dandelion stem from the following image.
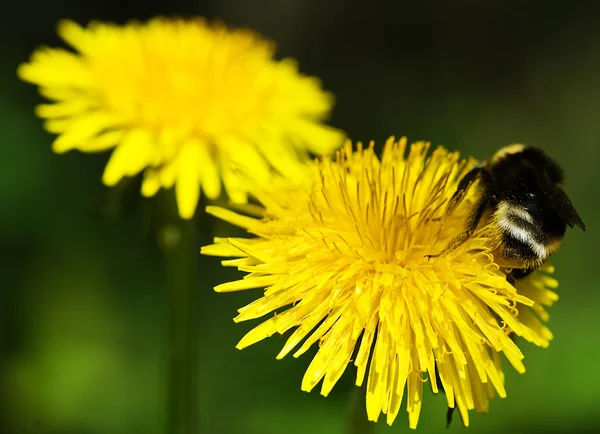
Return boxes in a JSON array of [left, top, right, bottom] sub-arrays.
[[161, 205, 199, 434], [346, 385, 377, 434]]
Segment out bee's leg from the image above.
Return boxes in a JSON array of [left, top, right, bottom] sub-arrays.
[[446, 165, 488, 212], [505, 273, 516, 286], [502, 268, 534, 345], [426, 196, 488, 258], [445, 405, 468, 428], [509, 268, 534, 280], [446, 406, 454, 428], [426, 165, 494, 260], [452, 165, 484, 197], [426, 166, 493, 259], [429, 167, 484, 223]]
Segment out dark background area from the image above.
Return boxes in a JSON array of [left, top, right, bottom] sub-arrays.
[[1, 1, 599, 433]]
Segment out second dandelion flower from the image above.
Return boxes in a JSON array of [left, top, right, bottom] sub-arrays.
[[18, 18, 344, 218]]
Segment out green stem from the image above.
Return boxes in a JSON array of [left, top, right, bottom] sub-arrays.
[[161, 215, 199, 434], [346, 385, 377, 434]]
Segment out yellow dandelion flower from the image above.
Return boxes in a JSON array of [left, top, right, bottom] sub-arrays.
[[201, 137, 559, 428], [18, 18, 343, 218]]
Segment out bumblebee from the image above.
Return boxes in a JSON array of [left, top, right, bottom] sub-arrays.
[[440, 144, 585, 280]]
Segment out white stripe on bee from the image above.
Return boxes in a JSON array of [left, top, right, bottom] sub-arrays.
[[496, 215, 548, 259], [495, 201, 550, 259], [496, 201, 534, 223]]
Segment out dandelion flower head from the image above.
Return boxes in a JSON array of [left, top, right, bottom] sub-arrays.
[[18, 18, 343, 218], [201, 137, 559, 428]]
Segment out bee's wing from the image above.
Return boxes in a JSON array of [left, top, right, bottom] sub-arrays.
[[554, 187, 586, 231]]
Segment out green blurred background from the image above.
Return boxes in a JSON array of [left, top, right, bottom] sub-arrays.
[[1, 1, 599, 433]]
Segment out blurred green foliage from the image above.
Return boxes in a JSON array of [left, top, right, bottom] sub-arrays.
[[2, 1, 599, 433]]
